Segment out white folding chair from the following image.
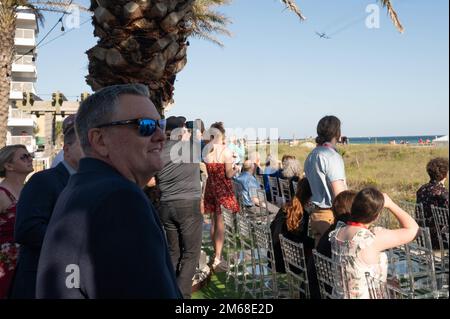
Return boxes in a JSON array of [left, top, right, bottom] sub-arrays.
[[431, 205, 449, 293], [267, 176, 281, 205], [312, 249, 348, 299], [390, 227, 441, 299], [236, 214, 259, 298], [399, 201, 427, 227], [278, 178, 292, 205], [365, 272, 412, 299], [252, 221, 281, 298], [279, 234, 310, 299], [254, 189, 271, 224], [255, 174, 265, 190], [221, 205, 240, 292], [231, 180, 245, 214]]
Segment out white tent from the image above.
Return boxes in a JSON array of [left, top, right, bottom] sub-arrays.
[[433, 135, 448, 147]]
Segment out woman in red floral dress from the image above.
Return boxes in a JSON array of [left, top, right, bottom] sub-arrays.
[[203, 123, 240, 270], [0, 145, 34, 299]]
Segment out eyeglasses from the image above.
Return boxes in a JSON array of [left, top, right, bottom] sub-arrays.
[[19, 153, 33, 161], [96, 118, 166, 137]]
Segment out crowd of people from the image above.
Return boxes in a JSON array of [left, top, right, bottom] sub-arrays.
[[0, 84, 448, 299]]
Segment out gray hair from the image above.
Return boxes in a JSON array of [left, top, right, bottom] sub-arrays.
[[75, 84, 150, 154], [282, 158, 302, 179]]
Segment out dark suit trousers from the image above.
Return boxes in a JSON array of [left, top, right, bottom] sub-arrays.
[[158, 199, 203, 299]]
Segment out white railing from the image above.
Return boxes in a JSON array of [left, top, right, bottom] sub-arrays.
[[8, 135, 34, 146], [16, 11, 37, 22], [15, 28, 35, 39], [14, 55, 34, 66], [10, 81, 35, 93], [9, 109, 32, 119]]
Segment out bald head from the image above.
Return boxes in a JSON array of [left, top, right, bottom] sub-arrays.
[[243, 160, 255, 173]]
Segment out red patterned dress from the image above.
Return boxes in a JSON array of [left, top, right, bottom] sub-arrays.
[[204, 163, 239, 215], [0, 187, 20, 299]]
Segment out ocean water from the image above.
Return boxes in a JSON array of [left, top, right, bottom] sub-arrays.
[[252, 135, 447, 145], [346, 135, 444, 145]]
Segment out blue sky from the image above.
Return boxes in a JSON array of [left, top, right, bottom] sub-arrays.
[[35, 0, 449, 138]]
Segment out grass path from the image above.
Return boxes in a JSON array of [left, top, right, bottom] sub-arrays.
[[192, 218, 240, 299]]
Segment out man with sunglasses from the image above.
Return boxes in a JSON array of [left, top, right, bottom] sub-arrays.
[[36, 84, 181, 299], [11, 114, 83, 299]]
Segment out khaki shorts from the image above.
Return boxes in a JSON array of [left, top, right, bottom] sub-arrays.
[[310, 208, 335, 247]]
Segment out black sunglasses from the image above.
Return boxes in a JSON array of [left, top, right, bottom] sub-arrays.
[[96, 118, 166, 137]]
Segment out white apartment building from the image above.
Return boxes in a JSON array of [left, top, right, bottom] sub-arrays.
[[7, 7, 39, 154]]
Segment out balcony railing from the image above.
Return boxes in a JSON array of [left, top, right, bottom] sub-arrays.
[[15, 28, 35, 39], [14, 55, 34, 66], [8, 135, 34, 146], [16, 11, 37, 22], [10, 81, 35, 93], [9, 108, 32, 119]]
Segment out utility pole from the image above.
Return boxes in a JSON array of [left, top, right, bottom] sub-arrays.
[[17, 91, 89, 157]]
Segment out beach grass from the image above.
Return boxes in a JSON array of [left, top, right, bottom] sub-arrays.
[[193, 143, 448, 299], [276, 143, 449, 202]]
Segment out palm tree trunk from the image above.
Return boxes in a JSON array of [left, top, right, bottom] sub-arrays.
[[0, 11, 16, 147], [86, 0, 195, 115]]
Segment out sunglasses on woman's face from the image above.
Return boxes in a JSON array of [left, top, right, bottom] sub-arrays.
[[19, 153, 33, 161], [96, 118, 166, 137]]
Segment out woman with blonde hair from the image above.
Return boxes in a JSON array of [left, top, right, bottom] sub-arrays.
[[0, 145, 34, 298]]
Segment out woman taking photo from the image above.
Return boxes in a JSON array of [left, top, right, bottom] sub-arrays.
[[329, 187, 419, 299]]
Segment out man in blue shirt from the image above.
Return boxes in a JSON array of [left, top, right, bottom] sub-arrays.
[[234, 160, 261, 210], [304, 115, 347, 247]]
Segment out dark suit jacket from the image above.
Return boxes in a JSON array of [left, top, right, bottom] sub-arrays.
[[36, 158, 181, 299], [11, 162, 70, 299]]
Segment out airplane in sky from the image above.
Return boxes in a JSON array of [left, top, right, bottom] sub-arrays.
[[315, 31, 331, 39]]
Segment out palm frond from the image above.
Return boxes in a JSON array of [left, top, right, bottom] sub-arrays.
[[379, 0, 404, 33], [22, 2, 45, 26], [194, 0, 232, 8], [280, 0, 306, 21], [31, 1, 90, 13], [191, 30, 227, 48], [190, 0, 232, 47], [192, 19, 231, 37]]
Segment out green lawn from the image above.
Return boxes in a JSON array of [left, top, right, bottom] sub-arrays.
[[192, 227, 240, 299], [192, 270, 240, 299]]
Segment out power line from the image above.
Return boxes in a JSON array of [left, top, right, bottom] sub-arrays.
[[14, 0, 76, 62], [38, 18, 91, 49]]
